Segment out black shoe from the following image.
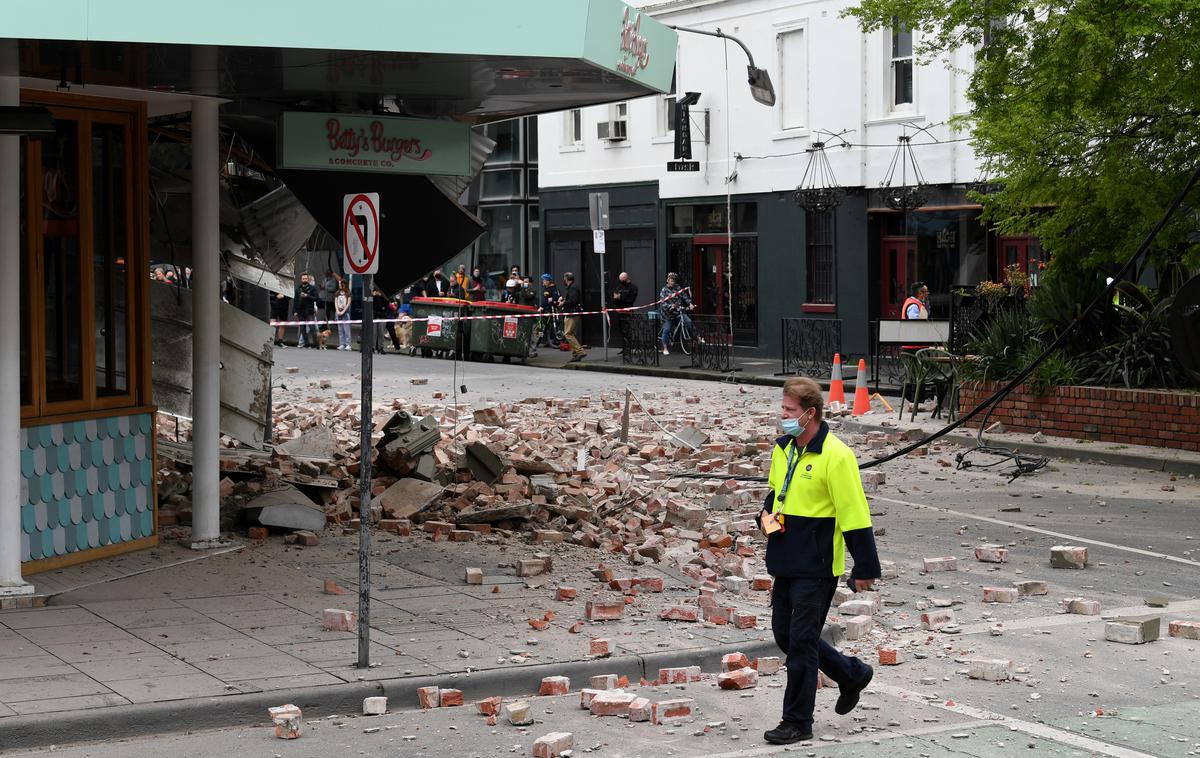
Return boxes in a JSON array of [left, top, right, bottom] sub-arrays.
[[835, 666, 874, 715], [569, 354, 584, 363], [763, 721, 812, 745]]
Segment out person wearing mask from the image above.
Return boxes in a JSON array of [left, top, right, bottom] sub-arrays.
[[559, 272, 585, 363], [758, 377, 880, 745], [658, 272, 694, 355], [518, 276, 538, 307], [610, 271, 638, 350], [270, 291, 290, 347], [296, 272, 320, 348], [500, 278, 521, 304], [453, 264, 469, 293], [536, 274, 563, 348], [425, 269, 450, 297], [468, 268, 486, 302], [334, 281, 352, 350]]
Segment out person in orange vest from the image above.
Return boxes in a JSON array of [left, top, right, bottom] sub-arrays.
[[902, 282, 929, 321]]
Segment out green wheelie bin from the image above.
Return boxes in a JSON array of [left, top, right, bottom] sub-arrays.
[[410, 296, 470, 358], [468, 300, 538, 363]]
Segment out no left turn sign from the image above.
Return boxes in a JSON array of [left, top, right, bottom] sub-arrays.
[[343, 192, 380, 275]]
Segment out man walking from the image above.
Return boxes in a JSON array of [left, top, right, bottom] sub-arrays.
[[559, 271, 585, 362], [758, 377, 880, 745]]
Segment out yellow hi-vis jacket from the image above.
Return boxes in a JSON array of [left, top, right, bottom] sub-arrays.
[[761, 422, 881, 580]]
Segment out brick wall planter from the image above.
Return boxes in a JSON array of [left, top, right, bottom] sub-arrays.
[[959, 382, 1200, 452]]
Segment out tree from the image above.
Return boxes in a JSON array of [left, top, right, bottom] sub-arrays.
[[845, 0, 1200, 273]]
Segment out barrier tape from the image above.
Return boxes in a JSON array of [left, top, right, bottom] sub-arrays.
[[269, 287, 693, 327]]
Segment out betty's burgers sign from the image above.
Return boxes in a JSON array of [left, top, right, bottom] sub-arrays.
[[279, 112, 471, 176]]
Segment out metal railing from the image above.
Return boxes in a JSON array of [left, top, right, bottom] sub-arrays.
[[780, 318, 842, 377], [869, 320, 905, 387], [688, 315, 734, 372], [620, 313, 661, 367]]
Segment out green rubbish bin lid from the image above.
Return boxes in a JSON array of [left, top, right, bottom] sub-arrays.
[[471, 300, 538, 312], [411, 297, 470, 306]]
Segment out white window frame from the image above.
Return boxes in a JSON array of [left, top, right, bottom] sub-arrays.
[[773, 19, 809, 140], [560, 108, 584, 152], [889, 19, 915, 113]]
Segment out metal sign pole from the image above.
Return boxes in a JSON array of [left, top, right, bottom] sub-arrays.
[[357, 273, 374, 669], [600, 245, 609, 363]]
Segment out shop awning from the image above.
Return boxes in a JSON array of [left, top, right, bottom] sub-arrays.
[[5, 0, 676, 121]]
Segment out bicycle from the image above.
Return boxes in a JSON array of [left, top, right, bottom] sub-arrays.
[[662, 308, 695, 355], [535, 308, 565, 348]]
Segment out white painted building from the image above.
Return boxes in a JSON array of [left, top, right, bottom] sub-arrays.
[[537, 0, 1040, 358]]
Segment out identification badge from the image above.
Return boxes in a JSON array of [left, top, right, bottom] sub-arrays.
[[761, 512, 782, 535]]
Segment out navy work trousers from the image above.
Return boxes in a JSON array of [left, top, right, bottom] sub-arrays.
[[771, 575, 871, 729]]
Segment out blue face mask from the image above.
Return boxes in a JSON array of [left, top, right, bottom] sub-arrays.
[[780, 418, 802, 436]]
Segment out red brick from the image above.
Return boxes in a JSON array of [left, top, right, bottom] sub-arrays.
[[878, 646, 904, 665], [417, 686, 440, 709], [538, 676, 570, 696], [322, 608, 356, 632], [658, 666, 701, 684], [589, 638, 611, 657], [585, 600, 624, 621], [556, 586, 578, 601], [439, 689, 464, 707], [717, 667, 758, 690], [660, 605, 699, 622], [247, 526, 268, 541], [476, 696, 503, 716], [532, 732, 573, 758], [651, 698, 695, 724]]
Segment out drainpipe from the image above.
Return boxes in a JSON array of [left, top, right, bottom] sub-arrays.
[[0, 40, 33, 595], [190, 47, 224, 549]]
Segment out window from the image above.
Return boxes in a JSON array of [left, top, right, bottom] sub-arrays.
[[20, 95, 147, 419], [806, 210, 835, 304], [564, 109, 583, 146], [484, 119, 520, 163], [777, 27, 807, 131], [480, 168, 522, 200], [656, 94, 677, 137], [891, 19, 914, 109]]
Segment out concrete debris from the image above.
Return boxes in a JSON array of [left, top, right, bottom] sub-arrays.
[[974, 545, 1009, 563], [268, 704, 302, 739], [322, 608, 356, 632], [923, 556, 958, 572], [374, 478, 445, 521], [1105, 616, 1160, 644], [1013, 580, 1048, 596], [504, 700, 533, 725], [967, 658, 1013, 681], [1168, 620, 1200, 639], [1062, 598, 1101, 615], [245, 486, 328, 532], [363, 696, 387, 715]]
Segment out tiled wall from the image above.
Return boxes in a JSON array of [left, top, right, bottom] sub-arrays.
[[20, 413, 155, 562]]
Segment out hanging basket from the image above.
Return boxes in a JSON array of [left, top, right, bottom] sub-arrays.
[[882, 185, 929, 212], [793, 186, 843, 212]]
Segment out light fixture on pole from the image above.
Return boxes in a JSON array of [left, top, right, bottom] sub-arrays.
[[668, 25, 776, 106]]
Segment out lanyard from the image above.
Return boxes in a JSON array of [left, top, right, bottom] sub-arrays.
[[775, 440, 805, 512]]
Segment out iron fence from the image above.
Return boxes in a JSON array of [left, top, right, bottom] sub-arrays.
[[620, 313, 661, 367], [689, 315, 734, 373], [869, 320, 905, 387], [781, 318, 842, 377]]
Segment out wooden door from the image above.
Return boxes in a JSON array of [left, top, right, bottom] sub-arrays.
[[880, 235, 916, 319], [693, 237, 727, 316]]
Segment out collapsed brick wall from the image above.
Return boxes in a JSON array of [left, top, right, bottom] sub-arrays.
[[959, 382, 1200, 452]]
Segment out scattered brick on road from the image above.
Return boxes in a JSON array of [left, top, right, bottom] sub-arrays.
[[417, 686, 440, 709], [362, 696, 387, 715], [844, 615, 873, 640], [322, 608, 356, 632], [921, 610, 956, 631], [652, 698, 695, 725], [268, 704, 302, 740], [1062, 598, 1101, 615], [982, 586, 1018, 603], [974, 544, 1009, 563], [1169, 620, 1200, 639], [967, 658, 1013, 681], [1013, 580, 1048, 596], [505, 700, 534, 725], [1050, 545, 1088, 569], [532, 732, 573, 758], [538, 676, 570, 696], [586, 599, 625, 621], [878, 647, 904, 665], [659, 666, 702, 684], [923, 556, 958, 572], [1105, 616, 1161, 644], [717, 667, 758, 690]]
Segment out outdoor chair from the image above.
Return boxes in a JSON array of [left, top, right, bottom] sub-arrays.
[[898, 352, 933, 421], [916, 347, 961, 421]]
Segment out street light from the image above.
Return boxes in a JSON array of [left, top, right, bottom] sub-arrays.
[[668, 25, 776, 107]]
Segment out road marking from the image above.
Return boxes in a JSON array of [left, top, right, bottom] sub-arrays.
[[701, 720, 1031, 758], [871, 494, 1200, 569], [954, 598, 1200, 635], [871, 683, 1162, 758]]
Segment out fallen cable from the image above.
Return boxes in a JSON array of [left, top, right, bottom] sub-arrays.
[[625, 386, 701, 451]]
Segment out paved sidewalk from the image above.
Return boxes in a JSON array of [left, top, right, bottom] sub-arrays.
[[0, 531, 772, 749]]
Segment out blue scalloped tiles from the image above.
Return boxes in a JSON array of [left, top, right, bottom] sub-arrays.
[[21, 414, 154, 562]]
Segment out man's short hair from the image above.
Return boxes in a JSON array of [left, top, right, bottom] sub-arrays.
[[783, 377, 824, 422], [563, 272, 575, 280], [910, 281, 928, 296]]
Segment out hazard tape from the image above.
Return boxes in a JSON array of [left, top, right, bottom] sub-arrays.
[[269, 288, 693, 327]]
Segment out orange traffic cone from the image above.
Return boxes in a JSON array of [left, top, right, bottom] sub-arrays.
[[852, 359, 871, 416], [828, 354, 845, 406]]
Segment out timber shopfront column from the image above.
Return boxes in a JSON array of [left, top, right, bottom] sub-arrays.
[[14, 91, 155, 575]]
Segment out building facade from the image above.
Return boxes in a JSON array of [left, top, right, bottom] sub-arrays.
[[538, 0, 1039, 358]]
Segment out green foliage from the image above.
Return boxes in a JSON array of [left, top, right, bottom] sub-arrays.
[[1079, 297, 1190, 389], [843, 0, 1200, 272], [1027, 264, 1113, 354], [963, 307, 1040, 383], [1025, 349, 1081, 396]]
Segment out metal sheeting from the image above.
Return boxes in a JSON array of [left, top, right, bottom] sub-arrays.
[[238, 184, 318, 273], [150, 283, 274, 449], [429, 130, 497, 202]]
